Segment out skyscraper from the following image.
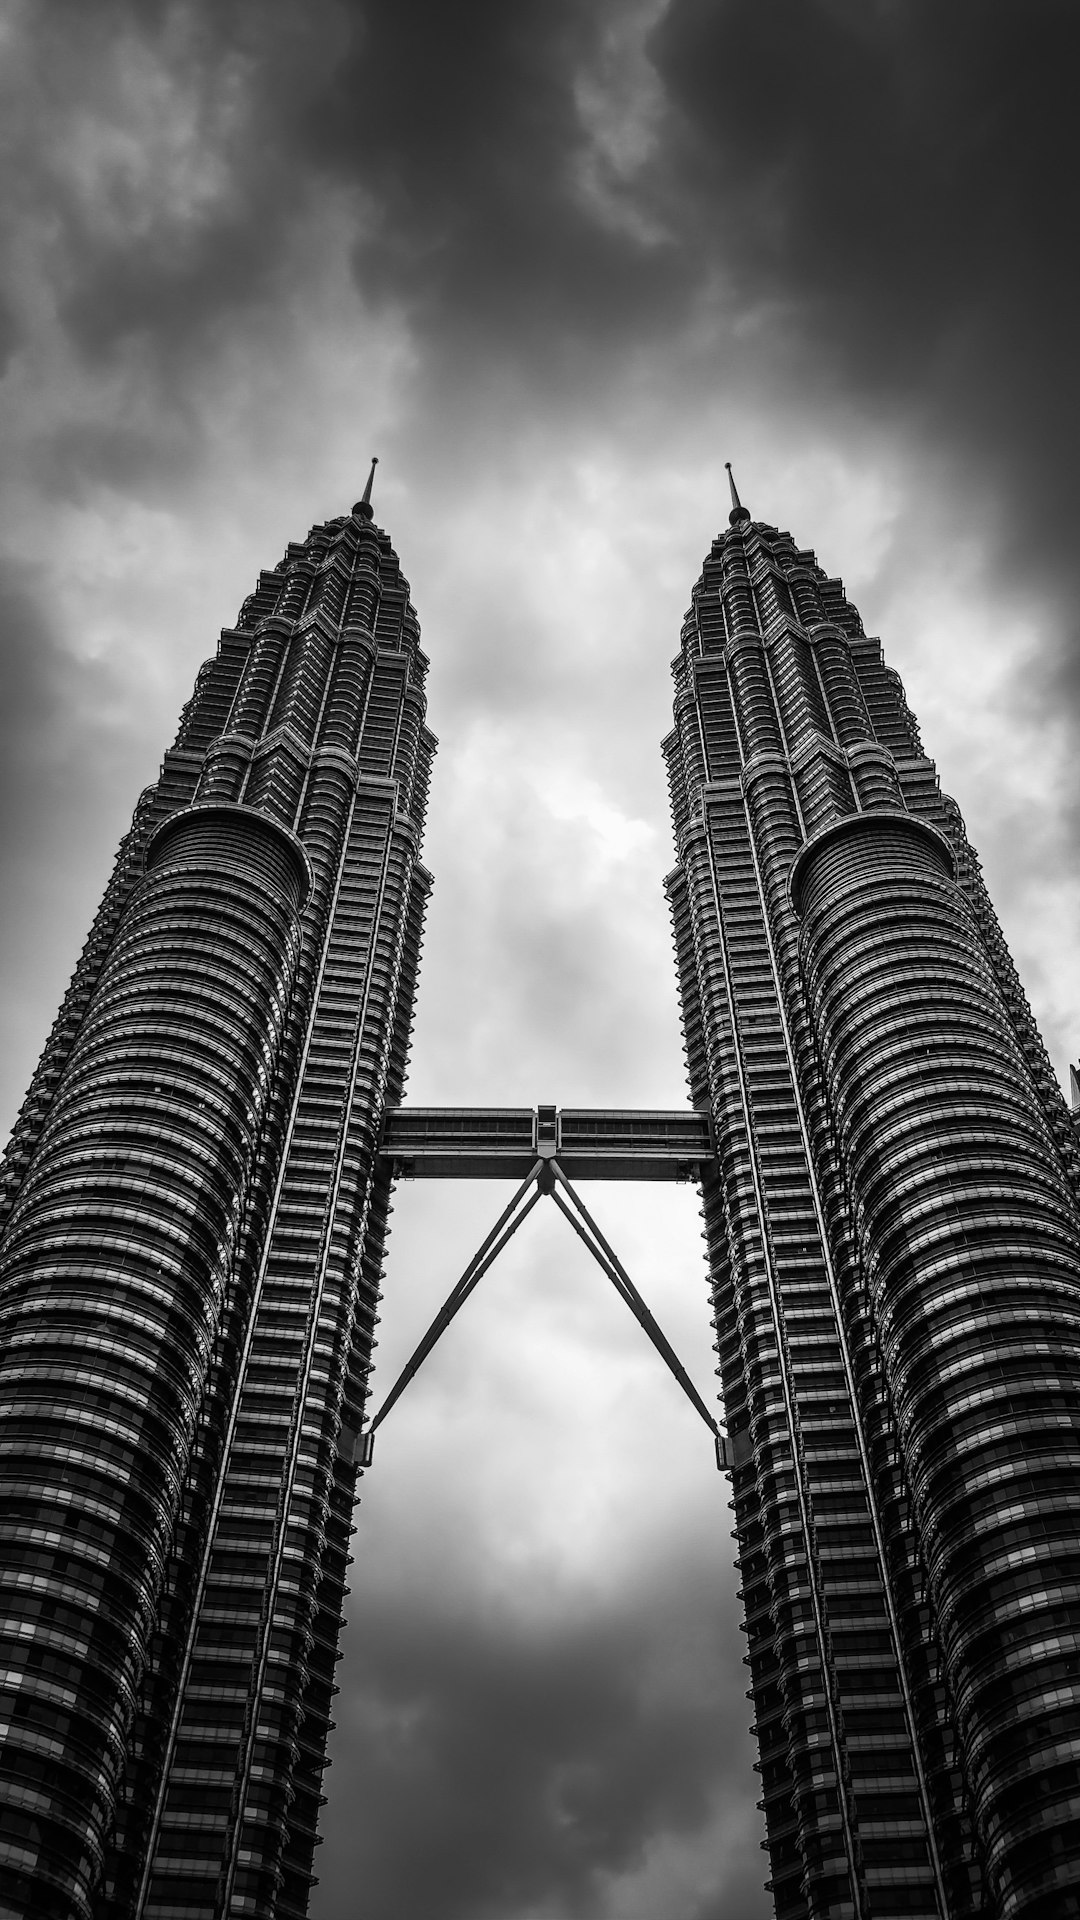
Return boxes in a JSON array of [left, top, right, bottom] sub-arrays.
[[1, 468, 1079, 1920], [664, 473, 1080, 1920], [0, 471, 435, 1920]]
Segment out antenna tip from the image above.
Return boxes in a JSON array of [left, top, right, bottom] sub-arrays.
[[353, 456, 379, 520], [725, 459, 751, 527]]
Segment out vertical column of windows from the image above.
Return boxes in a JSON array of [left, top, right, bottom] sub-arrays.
[[675, 828, 806, 1920], [239, 626, 339, 828], [344, 558, 380, 634], [755, 570, 798, 632], [373, 584, 407, 648], [265, 630, 334, 746], [806, 629, 874, 754], [407, 727, 436, 839], [357, 658, 406, 780], [724, 636, 783, 770], [307, 562, 348, 632], [318, 637, 375, 759], [668, 568, 836, 1913], [240, 837, 418, 1916], [664, 868, 708, 1106], [240, 739, 310, 828], [696, 662, 739, 783], [225, 630, 292, 750], [764, 626, 834, 750], [701, 785, 870, 1920], [138, 773, 381, 1920], [786, 568, 826, 630], [220, 807, 417, 1918], [720, 542, 759, 639], [274, 568, 313, 629], [673, 689, 708, 814], [739, 744, 975, 1917], [662, 726, 693, 844], [390, 676, 435, 833], [695, 576, 727, 655]]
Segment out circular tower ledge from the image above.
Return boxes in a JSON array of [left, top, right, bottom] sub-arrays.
[[788, 808, 957, 920], [145, 803, 314, 914]]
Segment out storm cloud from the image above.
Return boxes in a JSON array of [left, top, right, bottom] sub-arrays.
[[1, 3, 1078, 1915]]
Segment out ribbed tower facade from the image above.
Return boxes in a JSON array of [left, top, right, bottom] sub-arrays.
[[664, 485, 1080, 1920], [0, 484, 434, 1920]]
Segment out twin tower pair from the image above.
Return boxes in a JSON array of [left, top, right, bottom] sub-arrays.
[[0, 468, 1075, 1920]]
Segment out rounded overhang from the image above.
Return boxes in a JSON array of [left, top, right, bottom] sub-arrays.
[[146, 804, 314, 913], [788, 809, 957, 920]]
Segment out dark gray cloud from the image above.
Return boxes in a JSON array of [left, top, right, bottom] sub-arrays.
[[322, 1546, 757, 1920], [15, 2, 1080, 519], [16, 0, 1080, 680], [650, 0, 1080, 680]]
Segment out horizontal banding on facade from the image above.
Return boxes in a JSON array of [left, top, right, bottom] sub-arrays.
[[0, 805, 307, 1920], [794, 809, 1080, 1918], [145, 802, 313, 912], [788, 807, 956, 919]]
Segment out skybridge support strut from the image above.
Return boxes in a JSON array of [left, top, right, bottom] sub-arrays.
[[361, 1119, 729, 1468]]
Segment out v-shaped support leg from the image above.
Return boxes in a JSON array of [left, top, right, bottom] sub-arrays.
[[361, 1161, 544, 1458], [544, 1159, 727, 1459], [360, 1154, 729, 1469]]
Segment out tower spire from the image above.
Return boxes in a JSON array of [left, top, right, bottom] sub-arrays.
[[354, 456, 379, 520], [725, 460, 751, 527]]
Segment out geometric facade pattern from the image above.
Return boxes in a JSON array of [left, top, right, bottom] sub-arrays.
[[0, 475, 433, 1920], [664, 478, 1080, 1920], [0, 471, 1079, 1920]]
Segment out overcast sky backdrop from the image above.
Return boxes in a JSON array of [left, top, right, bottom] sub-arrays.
[[2, 4, 1079, 1917]]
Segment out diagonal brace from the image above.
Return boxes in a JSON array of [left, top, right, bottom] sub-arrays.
[[358, 1154, 729, 1471], [363, 1160, 544, 1446], [547, 1159, 723, 1445]]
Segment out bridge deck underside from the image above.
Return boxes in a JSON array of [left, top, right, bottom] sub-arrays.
[[379, 1108, 712, 1181]]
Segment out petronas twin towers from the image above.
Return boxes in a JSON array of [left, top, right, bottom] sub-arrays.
[[0, 468, 1078, 1920]]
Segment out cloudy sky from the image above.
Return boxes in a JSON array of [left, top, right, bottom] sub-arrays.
[[2, 2, 1079, 1916]]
